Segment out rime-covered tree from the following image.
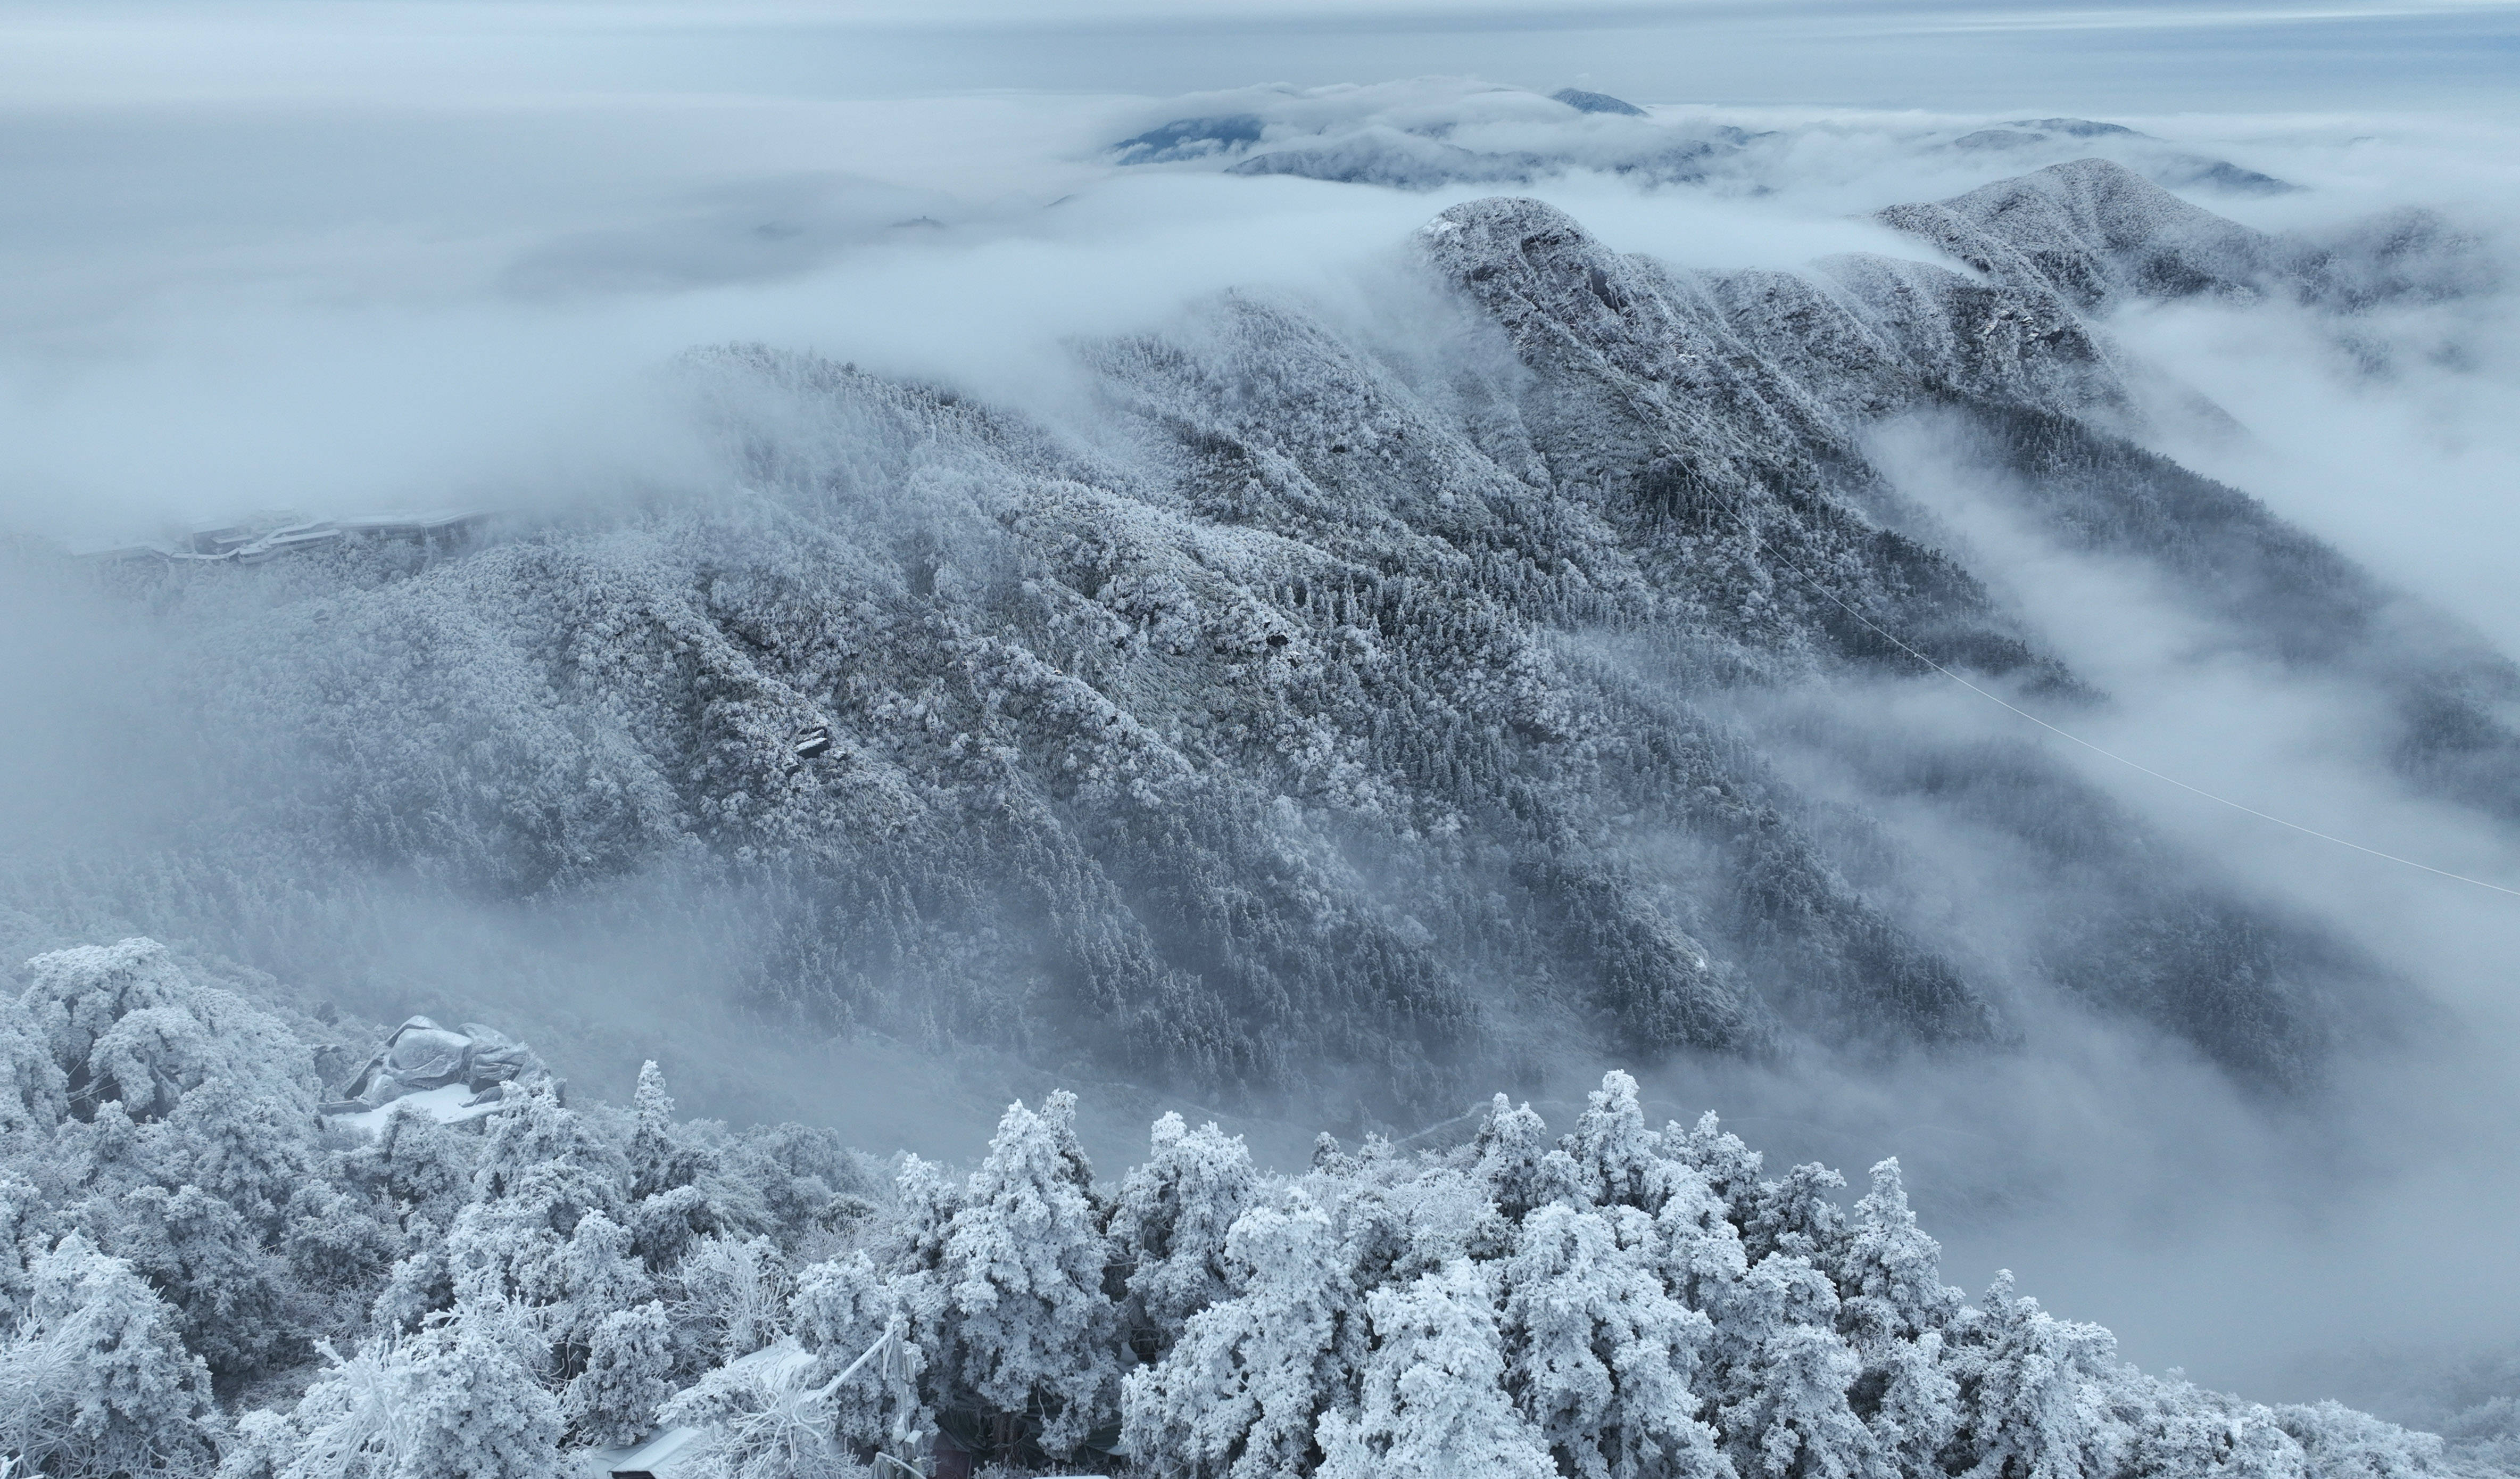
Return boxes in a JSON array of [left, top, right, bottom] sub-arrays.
[[1315, 1258, 1557, 1479], [76, 1179, 303, 1382], [1745, 1163, 1848, 1270], [673, 1235, 792, 1365], [1123, 1192, 1367, 1479], [1942, 1272, 2121, 1479], [0, 1235, 223, 1479], [627, 1061, 709, 1201], [336, 1108, 479, 1238], [656, 1347, 855, 1479], [1836, 1159, 1960, 1350], [1667, 1111, 1767, 1225], [622, 1062, 742, 1273], [0, 991, 68, 1142], [792, 1250, 930, 1459], [0, 920, 2477, 1479], [563, 1300, 676, 1448], [916, 1090, 1121, 1456], [552, 1211, 656, 1374], [1501, 1201, 1726, 1479], [467, 1083, 628, 1228], [1470, 1095, 1585, 1222], [1109, 1111, 1261, 1359], [445, 1084, 631, 1333], [1836, 1159, 1962, 1473], [1702, 1250, 1883, 1479], [1564, 1070, 1679, 1213], [282, 1307, 562, 1479]]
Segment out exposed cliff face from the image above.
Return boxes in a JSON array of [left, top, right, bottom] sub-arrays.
[[18, 164, 2506, 1116]]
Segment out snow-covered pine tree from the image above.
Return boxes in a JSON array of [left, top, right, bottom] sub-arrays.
[[337, 1108, 479, 1239], [1109, 1111, 1261, 1359], [1745, 1162, 1849, 1269], [1701, 1245, 1884, 1479], [467, 1082, 628, 1227], [628, 1061, 708, 1202], [623, 1062, 740, 1273], [1941, 1271, 2121, 1479], [1314, 1258, 1557, 1479], [563, 1300, 676, 1448], [1564, 1070, 1680, 1213], [1470, 1094, 1585, 1222], [74, 1178, 303, 1384], [1835, 1159, 1963, 1475], [1667, 1110, 1767, 1225], [1836, 1159, 1960, 1350], [444, 1083, 631, 1332], [552, 1211, 657, 1376], [1122, 1192, 1366, 1479], [923, 1090, 1121, 1456], [403, 1310, 567, 1479], [0, 989, 68, 1141], [1500, 1200, 1726, 1479]]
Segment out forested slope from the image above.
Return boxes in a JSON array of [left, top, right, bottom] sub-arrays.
[[3, 166, 2503, 1113]]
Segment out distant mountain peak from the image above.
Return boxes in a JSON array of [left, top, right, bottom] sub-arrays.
[[2009, 116, 2144, 138], [1878, 156, 2277, 308], [1551, 87, 1648, 116], [1110, 114, 1266, 164]]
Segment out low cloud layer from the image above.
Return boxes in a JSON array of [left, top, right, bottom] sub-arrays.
[[3, 17, 2519, 1430]]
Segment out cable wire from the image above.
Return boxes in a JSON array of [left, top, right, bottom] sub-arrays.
[[1702, 489, 2520, 900]]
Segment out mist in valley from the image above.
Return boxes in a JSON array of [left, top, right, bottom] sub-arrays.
[[5, 5, 2520, 1475]]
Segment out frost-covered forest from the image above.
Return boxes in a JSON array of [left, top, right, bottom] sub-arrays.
[[0, 938, 2474, 1478], [7, 88, 2520, 1479], [7, 162, 2504, 1117]]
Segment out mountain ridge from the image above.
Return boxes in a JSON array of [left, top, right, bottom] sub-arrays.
[[9, 163, 2504, 1121]]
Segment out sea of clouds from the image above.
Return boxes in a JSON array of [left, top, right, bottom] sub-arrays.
[[5, 0, 2520, 1424]]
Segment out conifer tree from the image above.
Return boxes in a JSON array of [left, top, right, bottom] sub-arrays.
[[1744, 1163, 1848, 1269], [1501, 1201, 1726, 1479], [1836, 1159, 1962, 1471], [627, 1061, 712, 1202], [407, 1310, 567, 1479], [1470, 1095, 1584, 1221], [926, 1090, 1121, 1455], [563, 1301, 676, 1448], [1315, 1259, 1556, 1479], [1943, 1272, 2121, 1479], [1122, 1193, 1366, 1479], [1565, 1071, 1678, 1213], [1836, 1159, 1960, 1350], [1109, 1111, 1261, 1358]]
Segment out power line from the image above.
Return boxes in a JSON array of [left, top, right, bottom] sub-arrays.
[[1701, 488, 2520, 900]]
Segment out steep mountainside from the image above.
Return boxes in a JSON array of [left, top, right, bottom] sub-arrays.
[[11, 164, 2507, 1119]]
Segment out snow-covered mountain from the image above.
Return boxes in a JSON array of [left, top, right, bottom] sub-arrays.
[[7, 159, 2502, 1126]]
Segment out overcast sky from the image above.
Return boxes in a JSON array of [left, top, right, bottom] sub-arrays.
[[2, 0, 2516, 110]]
